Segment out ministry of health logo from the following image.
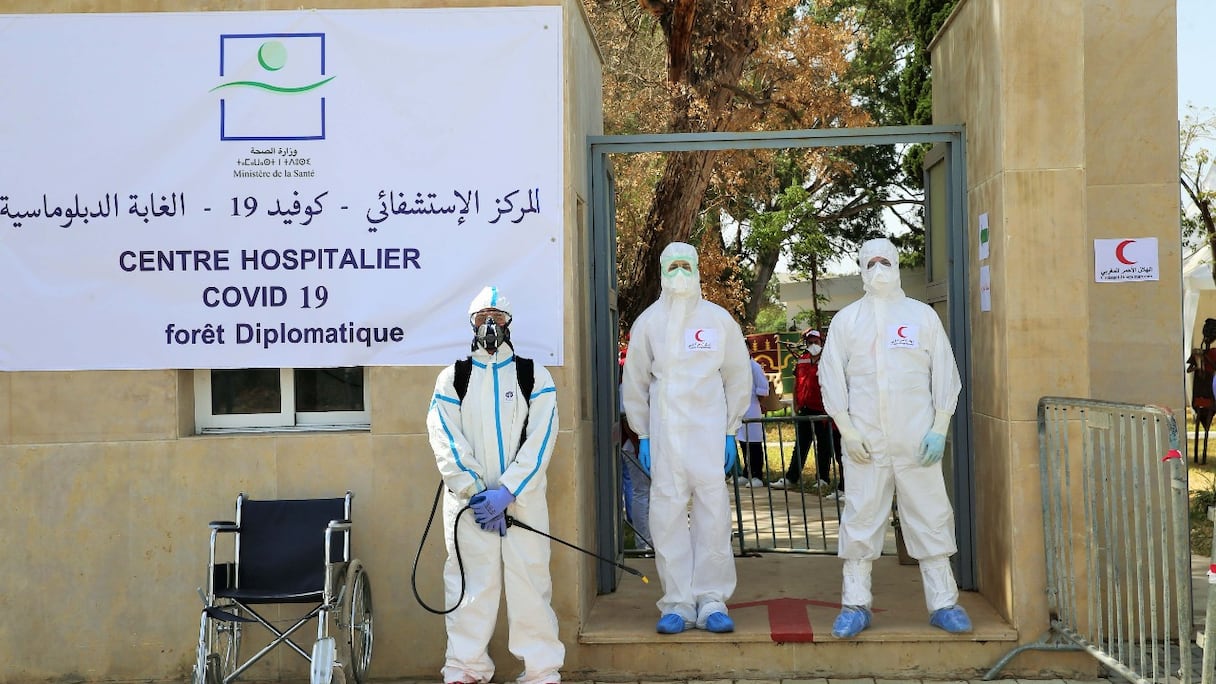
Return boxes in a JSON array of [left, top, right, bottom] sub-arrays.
[[213, 32, 334, 141]]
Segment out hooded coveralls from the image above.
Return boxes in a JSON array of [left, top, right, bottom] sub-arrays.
[[620, 242, 753, 627], [818, 238, 964, 613], [426, 287, 563, 684]]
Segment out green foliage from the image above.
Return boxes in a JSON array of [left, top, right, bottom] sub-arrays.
[[1191, 487, 1215, 557], [754, 304, 790, 333], [590, 0, 958, 330], [809, 0, 956, 189], [790, 307, 832, 331]]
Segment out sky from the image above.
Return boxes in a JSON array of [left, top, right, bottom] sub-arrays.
[[1178, 0, 1215, 116]]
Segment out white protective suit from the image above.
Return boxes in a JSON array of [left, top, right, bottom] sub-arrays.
[[426, 287, 564, 684], [818, 238, 963, 613], [620, 242, 753, 627]]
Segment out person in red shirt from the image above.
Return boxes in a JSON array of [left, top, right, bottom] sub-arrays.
[[774, 329, 844, 497], [1187, 318, 1216, 464]]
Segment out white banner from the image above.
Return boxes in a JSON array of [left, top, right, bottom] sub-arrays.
[[0, 8, 564, 370]]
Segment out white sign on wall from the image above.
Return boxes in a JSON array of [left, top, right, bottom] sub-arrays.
[[0, 8, 565, 371], [1094, 238, 1160, 283]]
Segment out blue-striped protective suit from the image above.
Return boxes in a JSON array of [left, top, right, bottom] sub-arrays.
[[427, 287, 562, 684]]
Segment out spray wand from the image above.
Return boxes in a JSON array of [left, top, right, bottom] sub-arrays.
[[506, 515, 649, 583]]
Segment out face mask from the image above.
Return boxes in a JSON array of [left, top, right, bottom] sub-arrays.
[[866, 262, 900, 295], [870, 263, 895, 284], [808, 343, 823, 356], [665, 269, 696, 295], [472, 319, 508, 354]]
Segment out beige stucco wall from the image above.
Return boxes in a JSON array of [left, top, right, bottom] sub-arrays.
[[0, 1, 603, 682], [931, 0, 1181, 661]]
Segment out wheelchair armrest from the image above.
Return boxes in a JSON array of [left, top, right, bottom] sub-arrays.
[[206, 522, 239, 598], [324, 520, 352, 566]]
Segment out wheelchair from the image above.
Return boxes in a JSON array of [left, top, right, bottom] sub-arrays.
[[194, 492, 373, 684]]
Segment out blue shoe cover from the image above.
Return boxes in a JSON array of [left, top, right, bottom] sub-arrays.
[[831, 606, 871, 638], [656, 613, 687, 634], [929, 605, 973, 633], [704, 612, 734, 633]]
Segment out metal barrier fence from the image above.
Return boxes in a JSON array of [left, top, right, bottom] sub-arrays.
[[986, 397, 1194, 684], [1203, 508, 1216, 684]]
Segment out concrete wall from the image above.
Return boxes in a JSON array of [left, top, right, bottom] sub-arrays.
[[778, 267, 928, 330], [0, 1, 603, 681], [930, 0, 1181, 663]]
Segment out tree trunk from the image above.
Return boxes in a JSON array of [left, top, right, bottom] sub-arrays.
[[744, 244, 781, 324], [617, 13, 757, 327], [619, 148, 721, 325]]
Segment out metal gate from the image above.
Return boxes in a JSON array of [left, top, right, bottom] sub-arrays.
[[587, 125, 971, 592], [729, 414, 848, 555]]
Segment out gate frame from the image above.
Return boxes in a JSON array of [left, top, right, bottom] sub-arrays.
[[587, 125, 972, 593]]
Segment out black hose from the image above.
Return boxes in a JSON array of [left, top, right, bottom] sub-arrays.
[[412, 480, 650, 616], [411, 481, 473, 615]]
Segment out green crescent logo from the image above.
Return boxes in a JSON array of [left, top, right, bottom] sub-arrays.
[[211, 40, 334, 93]]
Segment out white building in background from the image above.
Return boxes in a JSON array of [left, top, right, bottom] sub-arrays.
[[776, 265, 928, 330]]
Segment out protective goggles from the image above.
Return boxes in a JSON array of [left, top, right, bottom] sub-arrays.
[[470, 309, 511, 327], [662, 259, 696, 276]]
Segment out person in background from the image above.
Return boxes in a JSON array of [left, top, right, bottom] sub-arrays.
[[774, 329, 843, 497], [620, 351, 651, 549], [735, 356, 770, 488], [1187, 318, 1216, 464], [426, 286, 564, 684], [621, 241, 752, 635], [818, 238, 970, 638]]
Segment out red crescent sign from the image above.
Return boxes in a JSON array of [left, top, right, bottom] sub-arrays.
[[896, 326, 908, 338], [1115, 239, 1137, 265], [694, 329, 705, 342]]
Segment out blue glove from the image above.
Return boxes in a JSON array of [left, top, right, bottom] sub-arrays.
[[919, 431, 946, 466], [477, 513, 508, 537], [470, 486, 515, 524], [638, 437, 651, 475], [724, 435, 738, 474]]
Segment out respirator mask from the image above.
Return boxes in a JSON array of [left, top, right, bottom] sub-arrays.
[[470, 309, 511, 354]]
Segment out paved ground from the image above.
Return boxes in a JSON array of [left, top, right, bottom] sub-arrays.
[[583, 556, 1015, 644], [376, 467, 1212, 684], [375, 679, 1116, 684]]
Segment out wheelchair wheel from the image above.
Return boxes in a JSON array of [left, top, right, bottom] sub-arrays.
[[195, 601, 242, 684], [338, 561, 373, 684]]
